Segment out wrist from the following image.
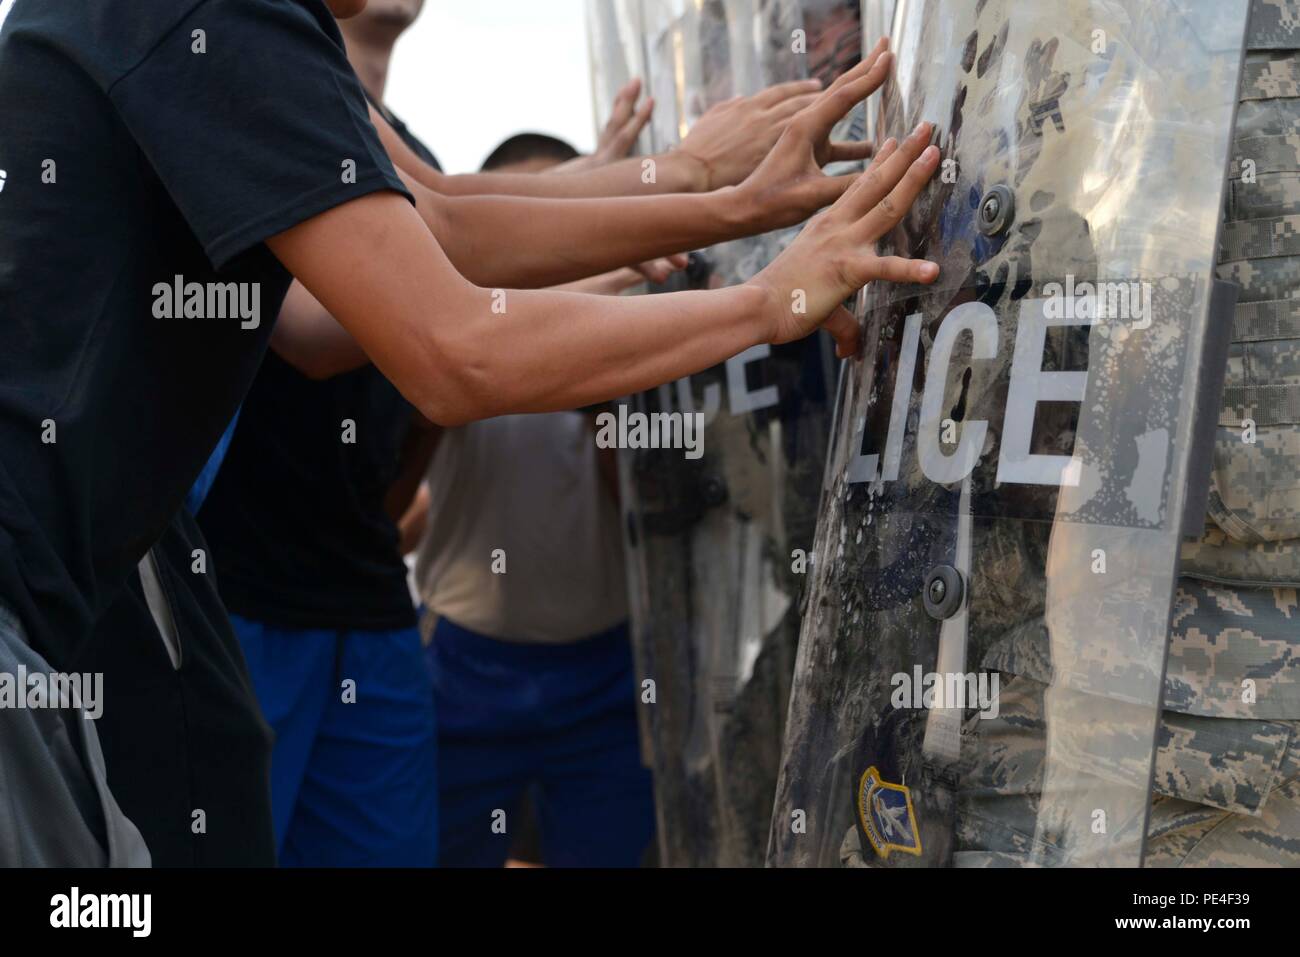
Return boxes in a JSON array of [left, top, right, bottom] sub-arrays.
[[706, 183, 762, 242], [662, 148, 712, 193], [741, 274, 783, 346]]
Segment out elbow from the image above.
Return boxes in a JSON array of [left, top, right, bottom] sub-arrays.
[[407, 332, 501, 427]]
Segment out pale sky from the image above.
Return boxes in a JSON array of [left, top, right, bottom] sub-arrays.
[[386, 0, 598, 174]]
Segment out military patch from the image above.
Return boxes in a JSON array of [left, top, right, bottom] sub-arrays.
[[856, 767, 922, 859]]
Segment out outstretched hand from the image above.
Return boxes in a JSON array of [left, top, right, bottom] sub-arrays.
[[594, 78, 655, 164], [749, 120, 942, 360], [735, 37, 898, 233], [674, 77, 825, 191]]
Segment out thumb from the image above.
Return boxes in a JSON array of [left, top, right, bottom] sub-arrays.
[[822, 304, 860, 359]]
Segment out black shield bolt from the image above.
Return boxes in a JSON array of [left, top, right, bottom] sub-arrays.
[[922, 564, 965, 620], [977, 185, 1015, 236]]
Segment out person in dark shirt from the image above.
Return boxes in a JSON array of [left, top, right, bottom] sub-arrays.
[[197, 0, 447, 866], [0, 0, 937, 866]]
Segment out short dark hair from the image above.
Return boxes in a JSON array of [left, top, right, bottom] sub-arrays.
[[481, 133, 580, 171]]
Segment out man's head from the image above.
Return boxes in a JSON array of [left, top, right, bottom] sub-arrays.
[[481, 133, 581, 174]]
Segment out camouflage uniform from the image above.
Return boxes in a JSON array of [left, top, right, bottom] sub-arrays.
[[925, 0, 1300, 868], [1146, 0, 1300, 866], [837, 0, 1300, 869]]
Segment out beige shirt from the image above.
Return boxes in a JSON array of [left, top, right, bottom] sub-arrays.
[[415, 412, 627, 643]]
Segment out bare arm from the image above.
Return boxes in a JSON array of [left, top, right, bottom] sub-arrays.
[[401, 47, 898, 288], [267, 191, 776, 425], [553, 268, 648, 295], [264, 115, 941, 428], [415, 184, 751, 288], [371, 77, 831, 199]]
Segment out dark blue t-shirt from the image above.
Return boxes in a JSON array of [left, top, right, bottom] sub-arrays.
[[0, 0, 411, 666]]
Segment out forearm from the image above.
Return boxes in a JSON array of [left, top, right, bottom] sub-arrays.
[[268, 192, 776, 428], [371, 103, 701, 197], [450, 283, 771, 419], [431, 154, 702, 197], [422, 185, 747, 288]]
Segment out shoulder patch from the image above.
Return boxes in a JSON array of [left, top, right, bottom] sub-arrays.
[[857, 766, 922, 859]]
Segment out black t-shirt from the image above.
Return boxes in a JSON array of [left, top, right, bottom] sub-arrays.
[[198, 101, 437, 632], [0, 0, 411, 668], [73, 510, 277, 867]]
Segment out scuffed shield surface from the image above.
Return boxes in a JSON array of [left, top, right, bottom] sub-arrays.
[[587, 0, 864, 867], [769, 0, 1250, 867]]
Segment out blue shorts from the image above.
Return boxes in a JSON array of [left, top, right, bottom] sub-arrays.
[[428, 617, 654, 867], [231, 614, 438, 867]]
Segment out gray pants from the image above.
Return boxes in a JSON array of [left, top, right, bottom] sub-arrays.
[[0, 602, 149, 866]]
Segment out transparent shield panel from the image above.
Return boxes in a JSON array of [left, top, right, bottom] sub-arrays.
[[587, 0, 652, 155], [770, 0, 1249, 867], [860, 0, 897, 144], [603, 0, 863, 866]]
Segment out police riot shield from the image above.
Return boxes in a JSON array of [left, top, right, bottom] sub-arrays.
[[586, 0, 863, 867], [769, 0, 1251, 867]]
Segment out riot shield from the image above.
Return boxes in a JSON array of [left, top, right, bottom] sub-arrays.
[[770, 0, 1250, 867], [587, 0, 863, 867], [587, 0, 652, 157]]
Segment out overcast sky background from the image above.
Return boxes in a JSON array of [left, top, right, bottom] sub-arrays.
[[386, 0, 598, 174]]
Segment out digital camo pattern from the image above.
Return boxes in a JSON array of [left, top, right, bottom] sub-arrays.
[[1248, 0, 1300, 49], [1148, 2, 1300, 869], [770, 0, 1250, 867], [837, 679, 1299, 866], [589, 0, 862, 867]]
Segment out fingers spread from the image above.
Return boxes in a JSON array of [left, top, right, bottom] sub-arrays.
[[825, 36, 888, 94], [803, 51, 893, 144], [613, 97, 654, 153], [859, 143, 940, 238], [845, 121, 932, 216], [770, 91, 822, 122], [755, 77, 823, 108], [606, 79, 641, 132]]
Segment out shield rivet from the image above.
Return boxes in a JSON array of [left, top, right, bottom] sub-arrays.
[[701, 476, 728, 508], [922, 565, 965, 620], [976, 185, 1014, 236]]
